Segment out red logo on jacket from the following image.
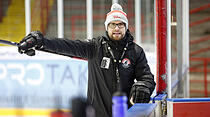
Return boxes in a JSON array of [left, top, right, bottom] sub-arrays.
[[122, 58, 131, 68]]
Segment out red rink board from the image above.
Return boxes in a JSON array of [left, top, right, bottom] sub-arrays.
[[173, 102, 210, 117]]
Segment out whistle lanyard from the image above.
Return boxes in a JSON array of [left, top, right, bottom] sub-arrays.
[[106, 42, 128, 90]]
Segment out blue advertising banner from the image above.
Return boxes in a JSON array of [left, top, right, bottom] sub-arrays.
[[0, 47, 88, 109]]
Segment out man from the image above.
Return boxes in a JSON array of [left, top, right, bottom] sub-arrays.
[[18, 3, 156, 117]]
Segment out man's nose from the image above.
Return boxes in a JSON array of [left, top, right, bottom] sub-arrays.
[[114, 25, 120, 30]]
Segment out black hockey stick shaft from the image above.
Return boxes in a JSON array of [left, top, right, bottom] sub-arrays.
[[0, 39, 19, 46], [0, 39, 36, 56], [0, 39, 74, 57]]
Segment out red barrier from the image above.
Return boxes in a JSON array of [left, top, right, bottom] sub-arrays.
[[190, 4, 210, 14], [190, 35, 210, 45], [190, 17, 210, 27], [173, 102, 210, 117], [188, 3, 210, 97], [190, 47, 210, 57], [190, 57, 210, 97]]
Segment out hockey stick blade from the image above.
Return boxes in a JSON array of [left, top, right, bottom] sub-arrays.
[[0, 39, 19, 46]]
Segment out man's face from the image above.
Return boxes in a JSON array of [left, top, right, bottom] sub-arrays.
[[107, 21, 126, 41]]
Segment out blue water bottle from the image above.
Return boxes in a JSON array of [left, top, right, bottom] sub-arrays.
[[112, 91, 128, 117]]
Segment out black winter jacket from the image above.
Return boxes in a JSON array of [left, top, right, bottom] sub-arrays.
[[40, 31, 155, 117]]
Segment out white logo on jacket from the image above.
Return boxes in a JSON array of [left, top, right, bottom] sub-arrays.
[[101, 57, 111, 69]]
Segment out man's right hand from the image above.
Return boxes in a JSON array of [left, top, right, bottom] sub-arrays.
[[18, 31, 44, 56]]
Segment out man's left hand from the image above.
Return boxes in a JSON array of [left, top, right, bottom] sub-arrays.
[[129, 82, 151, 104]]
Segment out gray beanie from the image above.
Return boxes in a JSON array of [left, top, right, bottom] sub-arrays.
[[104, 3, 128, 31]]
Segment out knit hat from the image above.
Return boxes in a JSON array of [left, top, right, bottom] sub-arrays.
[[104, 3, 128, 31]]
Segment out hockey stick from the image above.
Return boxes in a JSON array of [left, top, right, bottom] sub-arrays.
[[0, 39, 74, 57], [0, 39, 19, 46], [0, 39, 36, 56]]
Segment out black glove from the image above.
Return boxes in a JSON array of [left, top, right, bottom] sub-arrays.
[[129, 81, 151, 104], [18, 31, 44, 56]]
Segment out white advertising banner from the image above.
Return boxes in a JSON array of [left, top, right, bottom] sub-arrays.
[[0, 47, 88, 109]]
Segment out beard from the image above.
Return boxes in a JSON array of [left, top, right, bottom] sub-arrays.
[[109, 33, 124, 41]]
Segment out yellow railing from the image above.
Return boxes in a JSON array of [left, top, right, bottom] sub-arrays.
[[0, 0, 25, 45], [0, 0, 54, 46]]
